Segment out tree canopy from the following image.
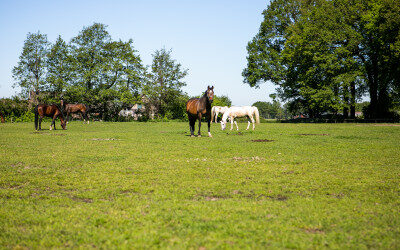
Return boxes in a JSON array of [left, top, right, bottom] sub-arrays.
[[243, 0, 400, 118], [11, 23, 193, 120]]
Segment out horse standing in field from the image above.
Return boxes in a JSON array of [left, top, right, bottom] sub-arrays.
[[211, 106, 228, 123], [186, 86, 214, 137], [62, 101, 90, 124], [220, 106, 260, 131], [34, 104, 66, 130]]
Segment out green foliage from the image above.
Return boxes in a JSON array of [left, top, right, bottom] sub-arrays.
[[0, 122, 399, 248], [0, 97, 32, 122], [212, 95, 232, 107], [12, 32, 50, 100], [143, 48, 189, 119], [244, 0, 400, 118], [252, 100, 286, 119]]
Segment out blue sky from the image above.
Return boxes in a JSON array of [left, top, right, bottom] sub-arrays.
[[0, 0, 274, 106]]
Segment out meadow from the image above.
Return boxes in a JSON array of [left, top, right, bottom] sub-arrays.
[[0, 121, 399, 248]]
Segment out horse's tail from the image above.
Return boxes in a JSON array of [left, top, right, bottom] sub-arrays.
[[254, 106, 260, 123], [211, 106, 215, 122], [34, 105, 39, 130]]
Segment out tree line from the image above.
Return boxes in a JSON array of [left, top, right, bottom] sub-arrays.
[[11, 23, 231, 121], [243, 0, 400, 119]]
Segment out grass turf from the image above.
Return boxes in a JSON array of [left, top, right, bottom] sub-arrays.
[[0, 121, 399, 248]]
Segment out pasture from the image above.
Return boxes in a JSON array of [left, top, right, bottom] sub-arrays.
[[0, 121, 399, 248]]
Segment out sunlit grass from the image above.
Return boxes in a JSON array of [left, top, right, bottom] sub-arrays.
[[0, 121, 399, 248]]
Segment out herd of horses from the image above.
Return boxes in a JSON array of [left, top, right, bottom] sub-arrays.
[[32, 86, 259, 136], [34, 100, 89, 131], [185, 86, 260, 137]]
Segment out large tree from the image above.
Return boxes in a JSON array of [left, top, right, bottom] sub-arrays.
[[46, 35, 74, 102], [243, 0, 400, 118], [144, 48, 188, 118], [12, 32, 50, 105]]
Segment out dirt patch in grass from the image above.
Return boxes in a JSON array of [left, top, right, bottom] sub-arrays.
[[251, 139, 275, 142], [226, 132, 244, 136], [232, 156, 265, 162], [70, 196, 93, 203], [297, 134, 330, 136], [242, 192, 288, 201], [303, 227, 325, 234], [326, 192, 345, 198]]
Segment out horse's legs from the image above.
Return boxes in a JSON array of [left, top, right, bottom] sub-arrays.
[[189, 117, 195, 137], [197, 114, 202, 137], [207, 115, 212, 137], [38, 116, 43, 130], [51, 115, 57, 130], [66, 111, 70, 124], [84, 112, 90, 124], [234, 120, 239, 130], [230, 117, 235, 130], [250, 116, 255, 130], [214, 111, 219, 123], [246, 116, 251, 130]]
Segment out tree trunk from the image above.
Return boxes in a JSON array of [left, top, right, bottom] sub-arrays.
[[343, 86, 349, 119], [350, 82, 356, 119]]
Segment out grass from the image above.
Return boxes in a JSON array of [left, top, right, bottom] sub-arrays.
[[0, 121, 399, 248]]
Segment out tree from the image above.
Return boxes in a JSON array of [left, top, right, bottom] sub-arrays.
[[12, 31, 50, 105], [144, 48, 188, 118], [70, 23, 112, 92], [46, 35, 73, 102], [243, 0, 400, 118], [212, 95, 232, 107]]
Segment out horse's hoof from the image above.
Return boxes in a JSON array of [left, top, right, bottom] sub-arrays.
[[191, 135, 195, 137], [198, 135, 201, 137]]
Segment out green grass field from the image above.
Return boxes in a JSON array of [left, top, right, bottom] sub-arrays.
[[1, 121, 399, 248]]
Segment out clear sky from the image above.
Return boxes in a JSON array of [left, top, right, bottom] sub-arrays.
[[0, 0, 274, 106]]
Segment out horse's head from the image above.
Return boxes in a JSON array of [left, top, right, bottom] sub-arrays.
[[220, 120, 227, 130], [61, 120, 67, 130], [206, 86, 214, 103]]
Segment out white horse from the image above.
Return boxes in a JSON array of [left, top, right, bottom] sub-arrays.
[[220, 106, 260, 130], [211, 106, 229, 123], [118, 109, 135, 117]]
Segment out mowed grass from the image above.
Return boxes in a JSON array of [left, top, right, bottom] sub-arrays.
[[0, 121, 399, 249]]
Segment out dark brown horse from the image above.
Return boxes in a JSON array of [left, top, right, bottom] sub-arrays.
[[186, 86, 214, 137], [34, 104, 66, 130], [64, 103, 89, 124]]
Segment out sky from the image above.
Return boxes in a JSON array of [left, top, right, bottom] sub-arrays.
[[0, 0, 274, 106]]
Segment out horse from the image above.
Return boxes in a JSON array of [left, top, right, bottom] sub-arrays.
[[220, 106, 260, 131], [64, 103, 90, 124], [186, 86, 214, 137], [119, 109, 135, 118], [34, 104, 66, 130], [211, 106, 229, 123]]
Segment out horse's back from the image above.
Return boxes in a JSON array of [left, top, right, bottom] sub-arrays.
[[186, 98, 199, 115]]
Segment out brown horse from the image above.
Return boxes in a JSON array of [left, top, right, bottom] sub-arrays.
[[186, 86, 214, 137], [65, 103, 90, 124], [34, 104, 66, 130]]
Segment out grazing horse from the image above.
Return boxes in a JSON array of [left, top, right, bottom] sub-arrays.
[[65, 103, 90, 124], [211, 106, 229, 123], [34, 104, 66, 130], [220, 106, 260, 131], [186, 86, 214, 137]]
